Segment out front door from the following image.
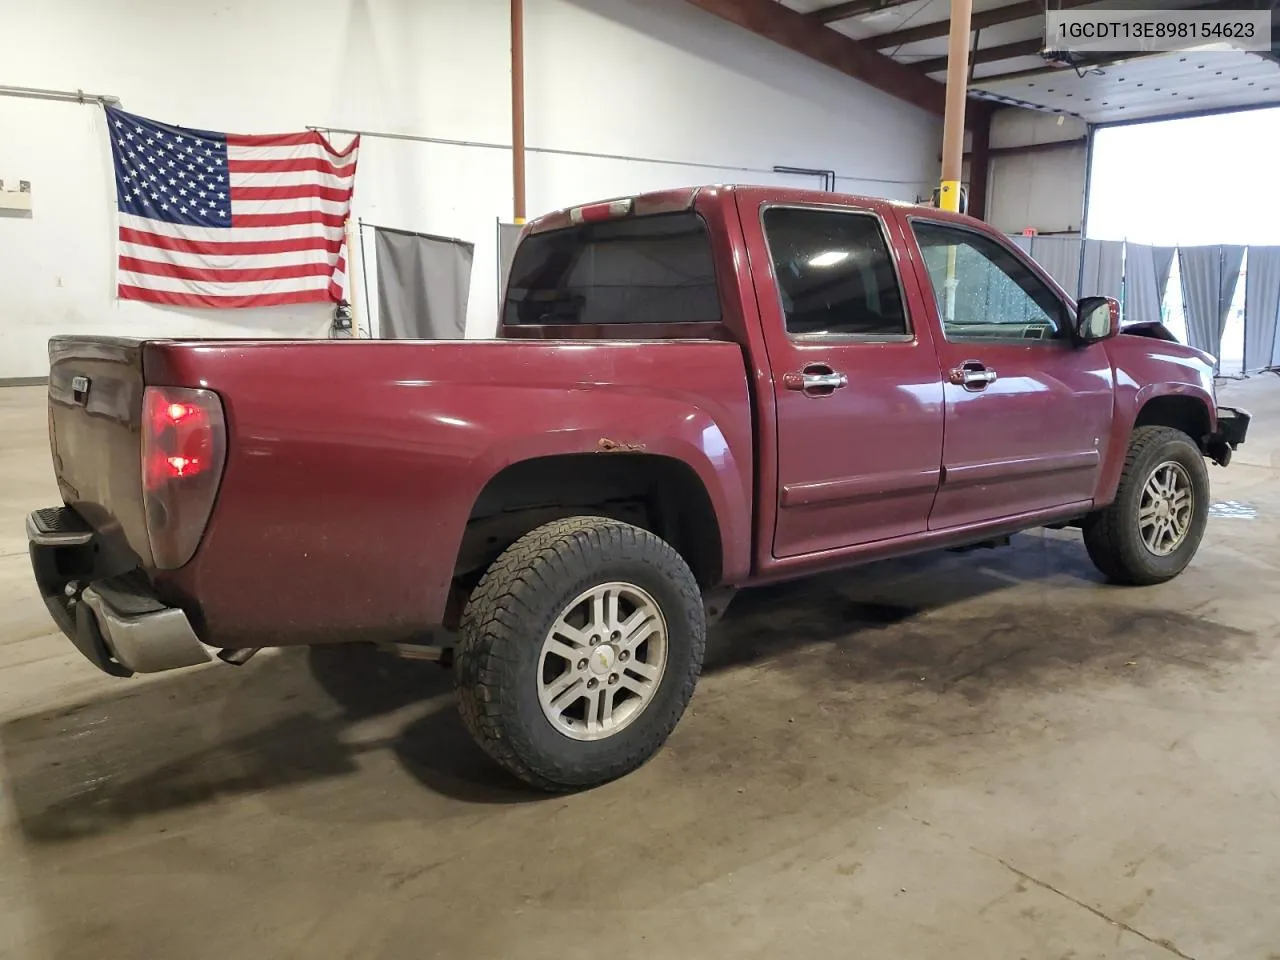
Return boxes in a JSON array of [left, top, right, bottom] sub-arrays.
[[740, 197, 946, 558], [905, 219, 1114, 530]]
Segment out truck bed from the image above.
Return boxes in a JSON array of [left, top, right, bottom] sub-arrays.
[[44, 336, 756, 649]]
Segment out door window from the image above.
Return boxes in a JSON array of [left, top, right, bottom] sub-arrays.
[[912, 221, 1067, 342], [762, 207, 908, 338]]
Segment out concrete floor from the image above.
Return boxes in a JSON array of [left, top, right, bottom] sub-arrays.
[[1, 379, 1278, 960]]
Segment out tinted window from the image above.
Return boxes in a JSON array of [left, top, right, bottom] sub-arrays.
[[762, 207, 908, 338], [912, 221, 1066, 341], [503, 212, 719, 325]]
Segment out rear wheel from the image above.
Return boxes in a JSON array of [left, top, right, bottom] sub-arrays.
[[454, 517, 705, 791], [1083, 426, 1210, 585]]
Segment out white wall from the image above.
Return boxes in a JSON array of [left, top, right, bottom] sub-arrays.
[[0, 0, 941, 378], [985, 108, 1088, 236]]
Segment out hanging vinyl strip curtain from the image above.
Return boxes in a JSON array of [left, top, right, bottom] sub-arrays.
[[1029, 236, 1082, 299], [1123, 244, 1164, 324], [1079, 239, 1124, 301], [1178, 245, 1244, 357], [1243, 246, 1280, 372], [1152, 246, 1176, 299]]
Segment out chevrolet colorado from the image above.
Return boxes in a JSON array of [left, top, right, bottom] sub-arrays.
[[28, 185, 1250, 791]]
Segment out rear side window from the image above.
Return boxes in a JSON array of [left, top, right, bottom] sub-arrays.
[[762, 207, 908, 338], [503, 212, 720, 326]]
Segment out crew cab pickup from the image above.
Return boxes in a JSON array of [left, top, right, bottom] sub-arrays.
[[29, 185, 1251, 791]]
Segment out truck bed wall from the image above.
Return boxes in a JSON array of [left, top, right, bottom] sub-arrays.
[[144, 338, 755, 647]]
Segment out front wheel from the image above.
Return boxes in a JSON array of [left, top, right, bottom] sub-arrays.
[[454, 517, 705, 792], [1082, 425, 1210, 585]]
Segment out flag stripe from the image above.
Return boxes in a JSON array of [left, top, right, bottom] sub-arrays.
[[229, 169, 353, 190], [118, 270, 332, 296], [119, 285, 335, 308], [228, 157, 356, 177], [230, 197, 351, 216], [226, 131, 358, 157], [120, 212, 344, 243], [228, 144, 353, 162], [120, 227, 343, 257], [231, 210, 348, 229], [120, 241, 336, 269], [120, 256, 336, 283], [231, 184, 352, 202]]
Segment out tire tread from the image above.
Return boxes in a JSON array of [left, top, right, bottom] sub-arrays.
[[1083, 426, 1208, 586], [455, 517, 704, 792]]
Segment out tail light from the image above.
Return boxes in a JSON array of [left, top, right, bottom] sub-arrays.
[[141, 386, 226, 569]]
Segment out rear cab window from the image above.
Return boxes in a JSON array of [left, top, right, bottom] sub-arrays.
[[761, 207, 909, 340], [503, 212, 720, 327]]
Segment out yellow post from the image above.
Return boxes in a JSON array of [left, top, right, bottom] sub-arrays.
[[938, 0, 973, 322], [939, 0, 973, 213]]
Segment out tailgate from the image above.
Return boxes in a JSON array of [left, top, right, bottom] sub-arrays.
[[47, 336, 153, 566]]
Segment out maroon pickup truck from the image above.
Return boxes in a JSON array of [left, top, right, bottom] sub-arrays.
[[29, 185, 1250, 791]]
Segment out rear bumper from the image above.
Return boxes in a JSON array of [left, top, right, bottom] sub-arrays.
[[1206, 406, 1251, 466], [28, 507, 211, 677]]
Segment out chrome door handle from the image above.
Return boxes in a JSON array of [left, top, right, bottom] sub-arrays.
[[802, 372, 848, 390], [948, 362, 998, 392], [783, 368, 849, 395]]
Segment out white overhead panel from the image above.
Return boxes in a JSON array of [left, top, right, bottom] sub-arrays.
[[778, 0, 1280, 126], [972, 50, 1280, 123]]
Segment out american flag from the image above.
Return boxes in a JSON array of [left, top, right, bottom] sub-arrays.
[[105, 105, 359, 308]]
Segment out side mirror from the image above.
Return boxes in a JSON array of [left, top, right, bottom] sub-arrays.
[[1074, 296, 1119, 344]]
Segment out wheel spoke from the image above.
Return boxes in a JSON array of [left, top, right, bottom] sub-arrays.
[[543, 673, 584, 709], [604, 589, 621, 633], [544, 638, 581, 662], [581, 687, 603, 734], [1139, 501, 1160, 523], [550, 619, 591, 650], [619, 610, 661, 649], [599, 687, 618, 727], [624, 658, 660, 683], [618, 674, 652, 697], [589, 590, 606, 635]]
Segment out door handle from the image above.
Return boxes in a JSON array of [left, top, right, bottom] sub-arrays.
[[783, 366, 848, 396], [948, 361, 998, 392]]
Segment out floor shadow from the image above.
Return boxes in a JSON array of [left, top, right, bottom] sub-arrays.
[[704, 532, 1102, 674], [0, 643, 533, 845], [1, 533, 1249, 836]]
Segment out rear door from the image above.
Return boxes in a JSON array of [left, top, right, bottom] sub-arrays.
[[737, 194, 946, 558], [903, 218, 1114, 529]]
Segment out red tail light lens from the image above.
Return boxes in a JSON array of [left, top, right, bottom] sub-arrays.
[[141, 386, 226, 569]]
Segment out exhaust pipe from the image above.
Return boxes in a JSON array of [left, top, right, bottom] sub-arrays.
[[217, 647, 261, 666]]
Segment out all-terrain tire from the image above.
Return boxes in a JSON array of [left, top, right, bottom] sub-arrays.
[[1082, 425, 1210, 585], [454, 516, 705, 792]]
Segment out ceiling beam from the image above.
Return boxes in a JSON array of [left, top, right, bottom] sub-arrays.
[[914, 37, 1044, 75], [810, 0, 914, 24], [684, 0, 991, 123], [871, 0, 1095, 50]]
